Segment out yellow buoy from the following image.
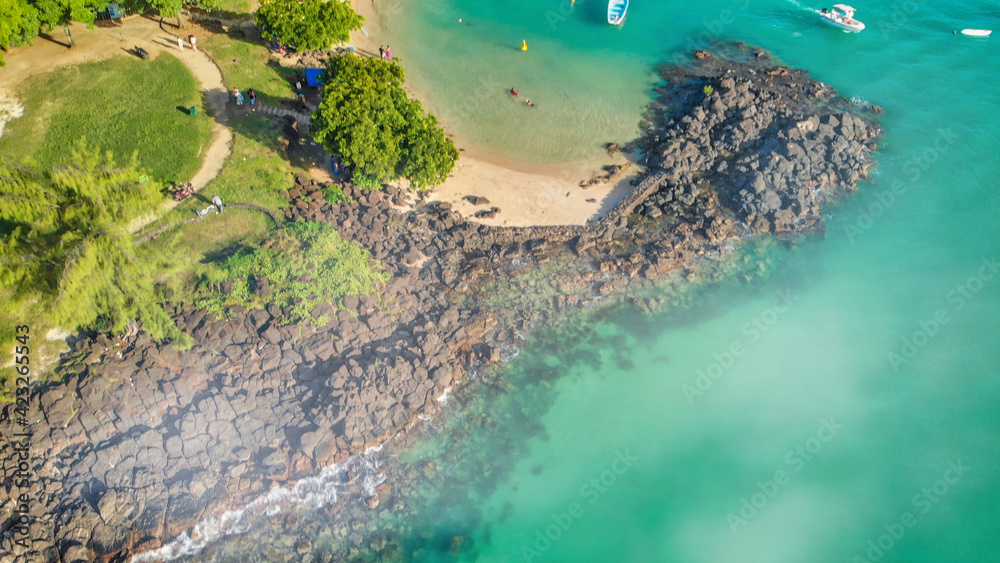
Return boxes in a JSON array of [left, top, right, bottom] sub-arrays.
[[521, 40, 528, 51]]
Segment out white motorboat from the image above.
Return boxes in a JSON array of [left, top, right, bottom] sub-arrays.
[[960, 29, 992, 37], [818, 4, 865, 33]]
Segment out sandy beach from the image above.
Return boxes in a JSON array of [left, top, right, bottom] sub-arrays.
[[349, 0, 641, 227]]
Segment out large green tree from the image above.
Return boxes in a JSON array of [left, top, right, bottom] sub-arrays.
[[31, 0, 101, 46], [0, 0, 40, 64], [254, 0, 362, 51], [147, 0, 221, 29], [0, 0, 99, 61], [0, 142, 187, 343], [311, 55, 458, 190]]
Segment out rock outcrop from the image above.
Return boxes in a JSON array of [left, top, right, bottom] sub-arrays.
[[2, 44, 882, 562]]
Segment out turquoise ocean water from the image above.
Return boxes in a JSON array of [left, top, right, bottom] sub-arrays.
[[180, 0, 1000, 561], [372, 0, 1000, 561]]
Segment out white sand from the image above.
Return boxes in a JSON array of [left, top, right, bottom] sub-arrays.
[[349, 0, 640, 227]]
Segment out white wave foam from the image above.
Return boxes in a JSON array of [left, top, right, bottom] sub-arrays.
[[131, 447, 385, 562], [436, 386, 453, 405], [850, 96, 872, 108]]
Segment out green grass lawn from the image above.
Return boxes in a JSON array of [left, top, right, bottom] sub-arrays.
[[0, 53, 213, 183], [205, 117, 294, 212], [136, 116, 290, 271], [202, 28, 298, 105], [212, 0, 257, 16]]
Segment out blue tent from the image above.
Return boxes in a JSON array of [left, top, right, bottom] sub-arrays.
[[304, 68, 325, 87]]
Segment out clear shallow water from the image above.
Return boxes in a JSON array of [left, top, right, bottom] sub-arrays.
[[377, 0, 1000, 560], [174, 0, 1000, 561], [383, 0, 1000, 164]]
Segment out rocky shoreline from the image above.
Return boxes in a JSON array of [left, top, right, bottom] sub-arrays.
[[2, 44, 882, 561]]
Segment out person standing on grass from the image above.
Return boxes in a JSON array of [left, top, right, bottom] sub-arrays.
[[248, 89, 257, 112], [188, 34, 197, 51], [234, 89, 244, 108]]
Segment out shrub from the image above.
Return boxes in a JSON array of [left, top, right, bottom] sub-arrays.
[[196, 221, 388, 325]]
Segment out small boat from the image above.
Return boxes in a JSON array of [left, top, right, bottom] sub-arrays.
[[818, 4, 865, 33], [960, 29, 992, 37], [608, 0, 628, 25]]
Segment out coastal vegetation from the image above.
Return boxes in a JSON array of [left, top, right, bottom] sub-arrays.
[[254, 0, 363, 51], [312, 55, 459, 190], [0, 143, 191, 358], [0, 54, 212, 181], [196, 220, 388, 325]]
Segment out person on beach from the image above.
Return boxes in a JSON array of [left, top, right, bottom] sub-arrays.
[[378, 45, 385, 59], [177, 36, 184, 50], [385, 45, 392, 59], [188, 34, 197, 51], [247, 89, 257, 111]]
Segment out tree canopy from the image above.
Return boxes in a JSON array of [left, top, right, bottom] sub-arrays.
[[0, 0, 41, 61], [254, 0, 362, 51], [0, 0, 221, 64], [311, 55, 458, 190], [0, 142, 187, 343], [146, 0, 221, 18], [30, 0, 99, 28], [0, 0, 100, 64]]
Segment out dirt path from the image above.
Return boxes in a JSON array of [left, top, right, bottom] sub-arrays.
[[0, 16, 234, 233]]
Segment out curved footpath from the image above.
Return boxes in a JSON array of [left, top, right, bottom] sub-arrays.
[[126, 21, 234, 233], [0, 16, 235, 233], [2, 44, 887, 562]]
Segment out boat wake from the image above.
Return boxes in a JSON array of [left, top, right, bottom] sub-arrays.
[[130, 447, 386, 562]]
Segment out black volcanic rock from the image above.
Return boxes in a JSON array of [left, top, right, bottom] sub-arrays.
[[20, 43, 882, 562]]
